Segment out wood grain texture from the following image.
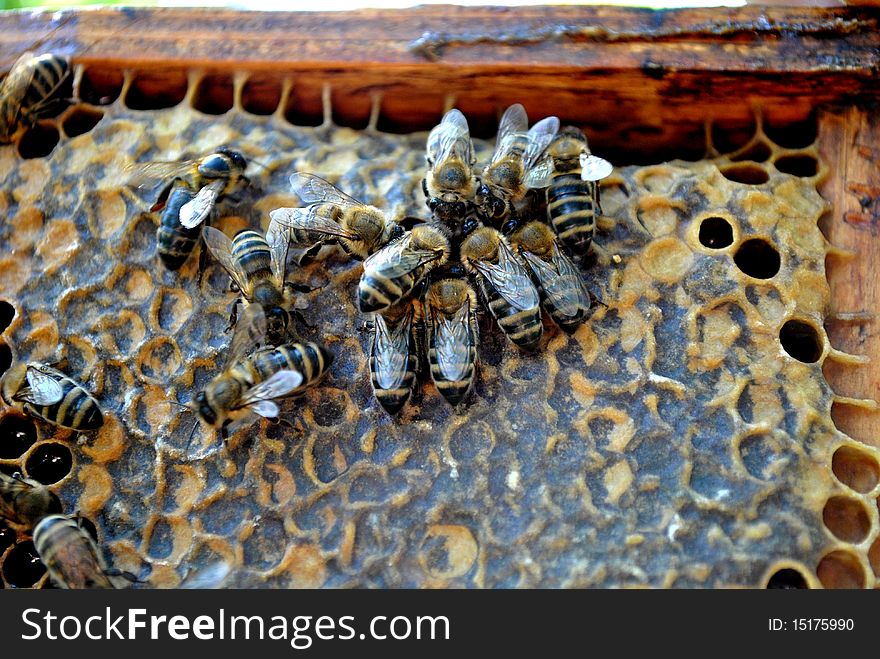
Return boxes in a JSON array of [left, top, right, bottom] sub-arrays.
[[819, 107, 880, 446]]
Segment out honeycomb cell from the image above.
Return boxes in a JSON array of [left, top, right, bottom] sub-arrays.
[[152, 287, 194, 334], [419, 524, 478, 580], [730, 141, 772, 163], [0, 343, 11, 377], [25, 443, 74, 485], [711, 117, 756, 154], [62, 107, 104, 138], [868, 537, 879, 578], [831, 446, 880, 494], [720, 164, 769, 185], [125, 70, 188, 110], [738, 432, 787, 481], [774, 154, 818, 178], [733, 238, 781, 279], [822, 496, 871, 543], [0, 525, 14, 553], [136, 337, 182, 383], [779, 319, 823, 364], [816, 550, 865, 589], [766, 567, 808, 589], [241, 75, 283, 115], [78, 67, 125, 105], [698, 217, 734, 249], [17, 122, 60, 159], [0, 414, 37, 459], [3, 541, 46, 587], [0, 300, 14, 334], [192, 73, 234, 115], [764, 114, 818, 149]]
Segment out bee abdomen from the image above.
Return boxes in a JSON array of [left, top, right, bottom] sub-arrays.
[[547, 174, 596, 254], [157, 185, 201, 270], [369, 349, 417, 414], [253, 342, 333, 394], [428, 343, 476, 406], [358, 272, 413, 313], [232, 230, 273, 281], [22, 55, 69, 110], [486, 291, 543, 352], [543, 296, 590, 335], [29, 377, 103, 430]]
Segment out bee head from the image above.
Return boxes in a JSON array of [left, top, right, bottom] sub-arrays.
[[265, 306, 290, 341], [194, 390, 218, 426]]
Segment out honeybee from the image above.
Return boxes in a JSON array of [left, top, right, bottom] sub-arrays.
[[369, 300, 419, 414], [460, 226, 543, 352], [0, 52, 70, 142], [33, 515, 122, 589], [0, 471, 61, 527], [192, 305, 332, 439], [125, 148, 249, 270], [545, 126, 613, 257], [203, 222, 296, 346], [510, 221, 592, 334], [1, 361, 103, 431], [270, 172, 405, 262], [358, 224, 450, 313], [424, 269, 479, 406], [475, 104, 559, 227], [422, 109, 479, 232]]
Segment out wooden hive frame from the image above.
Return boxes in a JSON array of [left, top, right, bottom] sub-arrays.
[[0, 5, 878, 588]]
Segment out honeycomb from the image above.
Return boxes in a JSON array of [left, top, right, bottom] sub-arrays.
[[0, 67, 878, 589]]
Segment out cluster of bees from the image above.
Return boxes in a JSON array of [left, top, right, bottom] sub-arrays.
[[0, 53, 613, 588]]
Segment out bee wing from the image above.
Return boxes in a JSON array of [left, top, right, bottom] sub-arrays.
[[524, 116, 560, 168], [17, 366, 64, 405], [179, 179, 224, 229], [434, 300, 472, 382], [179, 561, 232, 589], [472, 241, 540, 311], [0, 472, 28, 520], [266, 219, 291, 286], [289, 172, 364, 208], [227, 304, 268, 365], [522, 245, 590, 317], [122, 160, 197, 189], [580, 153, 614, 181], [427, 109, 472, 167], [373, 308, 412, 390], [491, 104, 528, 163], [0, 52, 37, 110], [364, 236, 439, 279], [269, 206, 357, 241], [202, 226, 250, 295], [237, 370, 304, 412], [523, 154, 555, 189]]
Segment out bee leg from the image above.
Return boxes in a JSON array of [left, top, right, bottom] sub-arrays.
[[226, 300, 241, 333], [104, 568, 143, 585], [284, 281, 315, 295], [150, 178, 177, 213], [196, 241, 209, 287]]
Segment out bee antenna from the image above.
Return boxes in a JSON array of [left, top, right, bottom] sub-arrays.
[[187, 421, 200, 447], [248, 158, 269, 170]]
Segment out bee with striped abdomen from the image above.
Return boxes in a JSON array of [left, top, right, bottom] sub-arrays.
[[422, 109, 479, 234], [270, 172, 406, 263], [545, 126, 613, 259], [125, 148, 249, 270], [424, 269, 479, 407], [460, 226, 543, 352], [33, 515, 123, 589], [475, 104, 558, 228], [511, 221, 592, 334], [0, 52, 70, 143], [203, 221, 297, 346], [1, 361, 103, 431], [358, 224, 450, 313], [369, 300, 419, 414], [0, 471, 61, 527], [192, 305, 332, 440]]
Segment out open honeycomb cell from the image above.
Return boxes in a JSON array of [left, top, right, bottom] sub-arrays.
[[0, 67, 876, 589]]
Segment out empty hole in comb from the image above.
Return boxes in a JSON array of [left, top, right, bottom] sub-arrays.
[[712, 116, 757, 154], [62, 106, 104, 138], [720, 164, 769, 185], [192, 73, 234, 115], [3, 541, 46, 587], [0, 301, 14, 334], [0, 414, 37, 459], [79, 67, 124, 105], [284, 85, 324, 127], [729, 141, 772, 163], [698, 217, 734, 249], [17, 122, 59, 159], [25, 443, 73, 485], [774, 154, 818, 178], [779, 319, 822, 363], [868, 536, 880, 577], [816, 550, 865, 589], [241, 75, 282, 115], [764, 113, 818, 149], [125, 70, 188, 110], [765, 567, 808, 589], [822, 495, 871, 543], [734, 238, 780, 279], [832, 446, 880, 493]]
